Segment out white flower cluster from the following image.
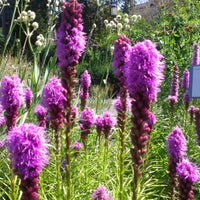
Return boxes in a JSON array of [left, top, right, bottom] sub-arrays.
[[35, 34, 46, 48], [0, 0, 9, 7], [104, 13, 142, 32], [17, 10, 36, 23]]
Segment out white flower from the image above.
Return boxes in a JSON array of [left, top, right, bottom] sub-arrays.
[[125, 24, 130, 30], [124, 17, 129, 24], [117, 23, 123, 30], [104, 19, 108, 24], [32, 22, 39, 30], [116, 15, 121, 20], [27, 10, 36, 21], [124, 13, 128, 18], [131, 15, 137, 22], [106, 23, 112, 29], [92, 23, 96, 29], [137, 15, 142, 20]]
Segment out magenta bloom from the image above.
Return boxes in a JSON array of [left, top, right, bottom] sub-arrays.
[[34, 104, 47, 127], [0, 75, 25, 130], [167, 126, 187, 163], [188, 105, 196, 122], [25, 87, 33, 109], [192, 43, 200, 65], [80, 70, 91, 109], [125, 39, 164, 102], [101, 111, 116, 139], [6, 123, 49, 179], [168, 65, 179, 105], [72, 141, 83, 150], [182, 69, 190, 91], [1, 75, 25, 110], [80, 107, 95, 131], [113, 95, 131, 113], [95, 115, 104, 135], [42, 76, 67, 113], [56, 0, 86, 72], [91, 186, 112, 200], [80, 70, 91, 89], [177, 159, 200, 200], [112, 34, 131, 86], [42, 76, 67, 130], [80, 107, 95, 142], [6, 123, 49, 200]]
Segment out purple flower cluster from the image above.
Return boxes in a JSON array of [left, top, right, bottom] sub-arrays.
[[125, 39, 164, 103], [80, 107, 95, 141], [192, 43, 200, 65], [91, 186, 112, 200], [6, 123, 49, 179], [182, 69, 190, 91], [113, 95, 131, 113], [0, 75, 25, 130], [167, 126, 187, 198], [95, 112, 116, 139], [168, 65, 179, 105], [112, 34, 131, 86], [80, 70, 91, 109], [34, 104, 47, 127], [188, 105, 196, 122], [167, 126, 187, 163], [177, 159, 200, 200], [42, 76, 67, 130], [25, 87, 33, 109], [56, 0, 86, 73], [182, 69, 190, 109]]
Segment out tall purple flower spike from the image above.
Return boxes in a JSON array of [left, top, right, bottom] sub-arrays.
[[124, 39, 164, 199], [177, 159, 200, 200], [168, 65, 179, 108], [79, 107, 95, 146], [192, 43, 200, 65], [182, 69, 190, 110], [80, 70, 91, 110], [34, 104, 47, 127], [0, 75, 25, 131], [167, 126, 187, 199], [56, 0, 86, 89], [6, 123, 49, 200], [42, 76, 67, 130]]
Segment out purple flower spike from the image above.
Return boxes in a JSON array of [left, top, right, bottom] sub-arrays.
[[102, 111, 116, 139], [167, 126, 187, 163], [125, 39, 164, 103], [56, 0, 86, 72], [25, 87, 33, 109], [80, 70, 91, 89], [0, 75, 25, 130], [113, 34, 131, 86], [167, 126, 187, 199], [34, 104, 47, 127], [80, 70, 91, 109], [91, 186, 112, 200], [6, 123, 49, 200], [95, 115, 104, 136], [113, 95, 131, 113], [6, 123, 49, 179], [182, 69, 190, 91], [177, 159, 200, 200], [80, 107, 95, 142], [168, 65, 179, 107], [42, 76, 67, 130], [192, 43, 200, 65]]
